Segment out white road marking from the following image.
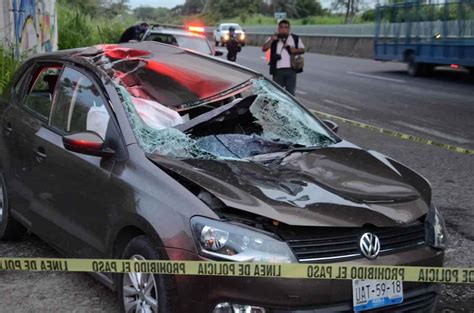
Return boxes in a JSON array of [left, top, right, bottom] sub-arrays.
[[347, 71, 406, 83], [323, 99, 360, 111], [296, 90, 308, 95], [392, 120, 471, 144]]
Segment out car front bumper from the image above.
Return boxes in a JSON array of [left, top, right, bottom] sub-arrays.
[[165, 246, 444, 313]]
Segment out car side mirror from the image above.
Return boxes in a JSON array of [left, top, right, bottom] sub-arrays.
[[214, 50, 223, 56], [63, 131, 115, 158], [323, 120, 339, 133]]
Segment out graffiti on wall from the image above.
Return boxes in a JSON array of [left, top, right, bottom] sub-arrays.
[[0, 0, 57, 57]]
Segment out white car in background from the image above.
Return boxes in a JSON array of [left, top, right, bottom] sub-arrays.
[[142, 24, 223, 56], [213, 23, 246, 46]]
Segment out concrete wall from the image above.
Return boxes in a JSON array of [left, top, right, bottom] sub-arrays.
[[206, 31, 374, 59], [245, 33, 374, 59], [0, 0, 58, 57]]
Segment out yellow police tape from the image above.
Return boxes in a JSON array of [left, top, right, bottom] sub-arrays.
[[1, 258, 473, 284], [311, 110, 474, 155]]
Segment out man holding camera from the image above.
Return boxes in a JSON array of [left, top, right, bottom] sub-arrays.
[[262, 20, 305, 96]]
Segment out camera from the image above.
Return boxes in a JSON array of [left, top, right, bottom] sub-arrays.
[[274, 54, 282, 61]]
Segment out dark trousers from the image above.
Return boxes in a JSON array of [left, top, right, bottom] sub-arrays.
[[273, 68, 297, 96]]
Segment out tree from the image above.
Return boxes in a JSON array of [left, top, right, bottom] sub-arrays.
[[332, 0, 364, 23], [183, 0, 207, 15], [57, 0, 104, 17], [134, 6, 171, 21], [204, 0, 262, 19], [105, 0, 130, 17], [295, 0, 323, 18]]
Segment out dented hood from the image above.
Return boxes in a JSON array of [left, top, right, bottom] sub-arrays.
[[147, 147, 428, 227]]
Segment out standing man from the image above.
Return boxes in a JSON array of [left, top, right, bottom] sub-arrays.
[[226, 26, 242, 62], [118, 23, 149, 43], [262, 20, 305, 96]]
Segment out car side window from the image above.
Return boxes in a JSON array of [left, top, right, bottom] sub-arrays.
[[23, 65, 62, 120], [50, 67, 110, 139]]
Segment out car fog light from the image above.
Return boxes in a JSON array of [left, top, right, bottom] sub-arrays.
[[213, 302, 266, 313]]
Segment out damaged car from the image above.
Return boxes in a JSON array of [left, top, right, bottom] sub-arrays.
[[0, 42, 446, 313]]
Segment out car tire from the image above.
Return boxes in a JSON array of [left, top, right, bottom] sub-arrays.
[[117, 235, 176, 313], [0, 174, 25, 240], [407, 53, 423, 77]]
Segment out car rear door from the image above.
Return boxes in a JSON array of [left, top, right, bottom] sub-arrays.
[[0, 63, 62, 228]]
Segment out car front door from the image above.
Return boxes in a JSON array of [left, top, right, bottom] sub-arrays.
[[29, 65, 121, 258]]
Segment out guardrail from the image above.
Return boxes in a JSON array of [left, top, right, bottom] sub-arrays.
[[205, 24, 376, 37]]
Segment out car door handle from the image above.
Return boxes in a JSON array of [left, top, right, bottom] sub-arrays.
[[34, 147, 47, 163], [3, 123, 13, 136]]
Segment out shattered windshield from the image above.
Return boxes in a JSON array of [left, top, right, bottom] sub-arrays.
[[78, 45, 337, 161], [117, 78, 338, 160]]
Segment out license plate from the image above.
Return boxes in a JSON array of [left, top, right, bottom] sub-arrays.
[[352, 279, 403, 312]]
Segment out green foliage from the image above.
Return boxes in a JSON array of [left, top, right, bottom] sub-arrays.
[[0, 46, 21, 95], [296, 0, 323, 18], [58, 3, 128, 50], [361, 9, 375, 22], [133, 6, 171, 21], [58, 7, 95, 49], [182, 0, 206, 15], [58, 0, 131, 18], [205, 0, 262, 19], [96, 21, 127, 45], [221, 14, 348, 25]]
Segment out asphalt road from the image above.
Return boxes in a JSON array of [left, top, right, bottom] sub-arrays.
[[0, 48, 473, 312], [231, 46, 474, 151]]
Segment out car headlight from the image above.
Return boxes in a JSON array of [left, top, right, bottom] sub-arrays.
[[240, 33, 245, 40], [191, 216, 297, 263], [223, 34, 229, 41], [425, 204, 447, 250]]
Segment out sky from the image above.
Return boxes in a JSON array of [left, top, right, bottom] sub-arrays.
[[129, 0, 185, 9]]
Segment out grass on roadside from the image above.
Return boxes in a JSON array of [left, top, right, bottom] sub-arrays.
[[221, 14, 369, 26], [58, 5, 133, 50], [0, 46, 21, 95]]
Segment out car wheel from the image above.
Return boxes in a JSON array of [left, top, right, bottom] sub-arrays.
[[117, 235, 175, 313], [407, 53, 423, 77], [0, 174, 25, 240]]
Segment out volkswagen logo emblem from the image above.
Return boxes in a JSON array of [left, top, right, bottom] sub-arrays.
[[360, 233, 380, 259]]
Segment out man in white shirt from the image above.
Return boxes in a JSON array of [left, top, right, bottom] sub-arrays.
[[262, 20, 305, 96]]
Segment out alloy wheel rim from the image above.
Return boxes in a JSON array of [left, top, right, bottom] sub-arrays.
[[122, 254, 158, 313]]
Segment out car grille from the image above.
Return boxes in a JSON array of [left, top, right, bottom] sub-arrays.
[[367, 291, 437, 312], [270, 288, 437, 313], [282, 223, 426, 263]]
